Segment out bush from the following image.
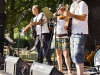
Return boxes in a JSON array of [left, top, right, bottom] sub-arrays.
[[13, 37, 34, 49]]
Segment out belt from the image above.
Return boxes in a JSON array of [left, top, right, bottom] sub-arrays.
[[72, 33, 83, 35], [37, 33, 48, 36], [56, 33, 68, 37], [42, 33, 48, 35]]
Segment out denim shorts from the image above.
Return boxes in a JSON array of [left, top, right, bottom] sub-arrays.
[[70, 33, 87, 63]]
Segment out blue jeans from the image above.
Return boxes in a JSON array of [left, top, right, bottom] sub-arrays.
[[46, 41, 52, 60], [70, 33, 87, 63], [40, 40, 52, 63], [35, 33, 49, 63]]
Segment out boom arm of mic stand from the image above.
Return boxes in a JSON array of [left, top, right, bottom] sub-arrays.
[[13, 11, 27, 27], [13, 11, 28, 57]]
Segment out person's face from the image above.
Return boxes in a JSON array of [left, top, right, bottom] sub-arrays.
[[32, 6, 38, 15], [73, 0, 77, 2], [60, 8, 65, 13]]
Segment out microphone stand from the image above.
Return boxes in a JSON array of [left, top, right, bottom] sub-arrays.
[[13, 10, 28, 57], [53, 2, 63, 67]]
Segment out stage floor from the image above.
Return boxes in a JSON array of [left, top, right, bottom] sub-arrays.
[[0, 66, 99, 75]]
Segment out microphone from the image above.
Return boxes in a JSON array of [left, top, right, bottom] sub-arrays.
[[58, 4, 63, 8], [53, 12, 60, 17], [54, 4, 64, 17], [57, 4, 63, 11]]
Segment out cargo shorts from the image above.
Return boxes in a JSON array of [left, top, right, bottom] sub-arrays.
[[70, 33, 87, 63]]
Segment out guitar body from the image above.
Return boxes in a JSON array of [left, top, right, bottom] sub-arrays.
[[85, 51, 95, 63], [85, 44, 100, 63], [31, 26, 36, 39]]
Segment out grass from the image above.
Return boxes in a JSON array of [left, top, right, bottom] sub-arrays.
[[4, 48, 57, 63], [20, 51, 57, 63], [20, 51, 38, 63]]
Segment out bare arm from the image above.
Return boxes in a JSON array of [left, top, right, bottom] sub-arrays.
[[23, 19, 45, 34], [71, 14, 87, 21], [30, 19, 45, 26], [66, 11, 87, 21], [23, 23, 34, 34]]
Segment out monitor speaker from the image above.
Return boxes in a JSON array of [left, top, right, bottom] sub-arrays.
[[30, 62, 64, 75], [0, 55, 5, 70], [4, 56, 30, 75], [0, 55, 5, 63]]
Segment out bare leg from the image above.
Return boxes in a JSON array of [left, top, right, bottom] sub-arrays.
[[63, 49, 72, 75], [56, 49, 63, 72], [76, 63, 84, 75]]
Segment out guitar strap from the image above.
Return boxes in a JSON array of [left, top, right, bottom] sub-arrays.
[[71, 1, 81, 14]]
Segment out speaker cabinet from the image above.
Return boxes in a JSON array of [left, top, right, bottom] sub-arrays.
[[0, 0, 5, 13], [4, 56, 30, 75], [0, 55, 5, 70], [30, 62, 64, 75], [0, 55, 5, 63]]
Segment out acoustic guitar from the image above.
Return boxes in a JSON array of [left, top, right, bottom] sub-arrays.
[[64, 1, 81, 37], [64, 17, 72, 37], [85, 44, 100, 63], [63, 4, 72, 37]]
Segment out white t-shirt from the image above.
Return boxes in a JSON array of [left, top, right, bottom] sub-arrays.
[[55, 18, 68, 38], [70, 1, 88, 34], [33, 12, 49, 35]]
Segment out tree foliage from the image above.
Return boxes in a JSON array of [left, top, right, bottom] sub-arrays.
[[5, 0, 69, 40]]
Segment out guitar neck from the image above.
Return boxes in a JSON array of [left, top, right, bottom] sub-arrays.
[[95, 44, 100, 52]]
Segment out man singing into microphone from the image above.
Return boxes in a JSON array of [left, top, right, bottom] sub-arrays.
[[23, 5, 52, 64]]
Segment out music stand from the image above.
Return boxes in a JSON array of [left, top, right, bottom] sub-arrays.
[[4, 35, 15, 56], [5, 36, 13, 44]]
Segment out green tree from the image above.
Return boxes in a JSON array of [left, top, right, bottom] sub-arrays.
[[5, 0, 69, 40]]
